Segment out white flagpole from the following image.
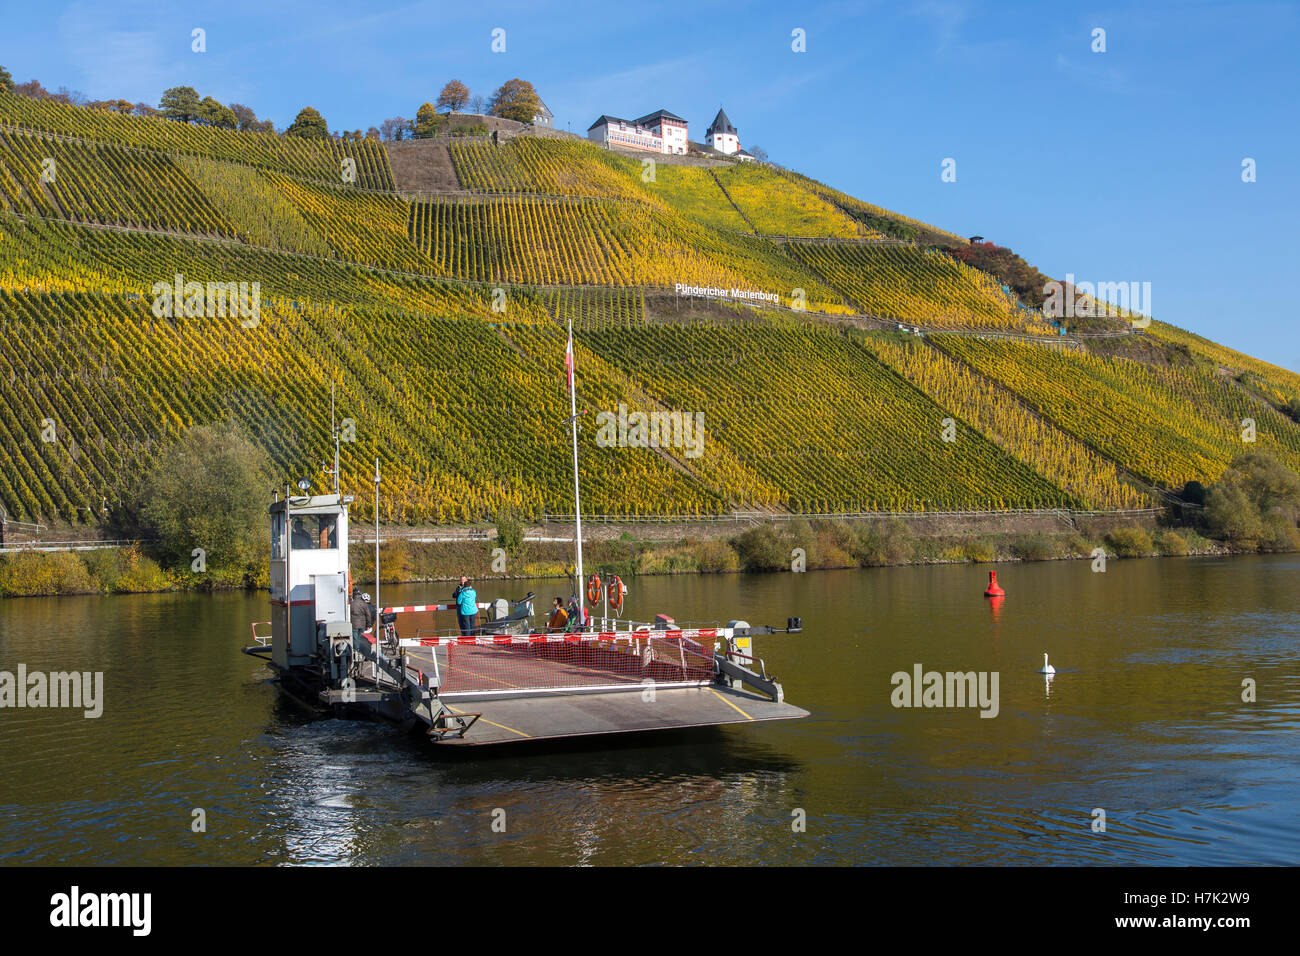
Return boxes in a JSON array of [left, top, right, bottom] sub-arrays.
[[567, 318, 585, 623], [373, 457, 381, 667]]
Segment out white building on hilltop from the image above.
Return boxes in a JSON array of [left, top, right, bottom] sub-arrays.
[[632, 109, 688, 154], [587, 115, 663, 152], [587, 107, 688, 154]]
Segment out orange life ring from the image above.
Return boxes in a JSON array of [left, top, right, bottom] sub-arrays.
[[586, 572, 602, 605], [607, 575, 624, 612]]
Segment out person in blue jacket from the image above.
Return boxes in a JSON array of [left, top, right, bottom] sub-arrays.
[[453, 575, 478, 635]]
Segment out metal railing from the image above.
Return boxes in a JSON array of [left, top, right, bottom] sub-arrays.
[[542, 508, 1165, 524]]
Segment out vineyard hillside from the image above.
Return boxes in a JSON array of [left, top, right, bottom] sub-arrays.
[[1, 89, 1298, 527]]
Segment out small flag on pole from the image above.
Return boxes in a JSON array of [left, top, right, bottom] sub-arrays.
[[564, 328, 575, 388]]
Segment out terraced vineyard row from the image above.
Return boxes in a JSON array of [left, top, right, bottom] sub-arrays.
[[640, 164, 752, 231], [0, 129, 436, 274], [0, 129, 238, 236], [172, 156, 334, 256], [508, 323, 787, 509], [448, 136, 649, 203], [711, 164, 866, 238], [0, 214, 548, 321], [407, 195, 849, 307], [0, 92, 394, 189], [0, 290, 724, 522], [1147, 320, 1300, 412], [260, 171, 438, 275], [861, 335, 1151, 509], [574, 319, 1075, 512], [776, 166, 970, 244], [787, 241, 1053, 332], [933, 335, 1300, 488], [447, 135, 882, 240], [543, 288, 645, 329]]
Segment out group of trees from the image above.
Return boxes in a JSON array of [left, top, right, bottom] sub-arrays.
[[379, 77, 541, 141], [1198, 452, 1300, 551], [158, 86, 275, 133]]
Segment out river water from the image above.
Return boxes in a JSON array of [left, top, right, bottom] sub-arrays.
[[0, 554, 1296, 866]]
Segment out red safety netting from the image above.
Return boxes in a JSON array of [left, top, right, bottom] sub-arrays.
[[438, 633, 717, 697]]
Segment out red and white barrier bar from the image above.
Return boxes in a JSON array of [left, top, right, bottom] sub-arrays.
[[398, 628, 729, 649]]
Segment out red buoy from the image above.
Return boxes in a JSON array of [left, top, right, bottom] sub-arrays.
[[984, 571, 1005, 597]]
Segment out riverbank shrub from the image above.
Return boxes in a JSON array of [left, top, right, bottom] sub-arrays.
[[112, 545, 173, 592], [1260, 515, 1300, 552], [1106, 527, 1153, 557], [854, 518, 914, 566], [731, 524, 789, 572], [1010, 534, 1056, 561], [494, 507, 524, 554], [136, 422, 272, 577], [694, 539, 740, 573], [1154, 530, 1189, 556], [1203, 452, 1300, 549], [0, 551, 95, 595]]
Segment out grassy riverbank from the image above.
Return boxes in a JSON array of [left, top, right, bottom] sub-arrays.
[[0, 517, 1263, 598]]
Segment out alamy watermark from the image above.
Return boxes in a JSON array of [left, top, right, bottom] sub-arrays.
[[1, 665, 103, 718], [595, 404, 705, 459], [890, 663, 999, 718], [1043, 274, 1151, 327], [151, 273, 260, 327]]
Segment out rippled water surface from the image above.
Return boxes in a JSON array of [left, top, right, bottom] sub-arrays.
[[1, 554, 1297, 865]]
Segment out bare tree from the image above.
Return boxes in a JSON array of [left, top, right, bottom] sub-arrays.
[[469, 93, 486, 115], [380, 116, 408, 142]]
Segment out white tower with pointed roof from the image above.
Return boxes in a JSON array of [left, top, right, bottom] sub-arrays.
[[706, 107, 739, 155]]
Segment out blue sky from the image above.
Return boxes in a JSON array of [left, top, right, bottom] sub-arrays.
[[4, 0, 1298, 371]]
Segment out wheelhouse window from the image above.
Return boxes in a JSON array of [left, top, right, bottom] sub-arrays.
[[271, 512, 285, 559], [289, 514, 339, 550]]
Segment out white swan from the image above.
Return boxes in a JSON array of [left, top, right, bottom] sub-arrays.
[[1039, 653, 1056, 675]]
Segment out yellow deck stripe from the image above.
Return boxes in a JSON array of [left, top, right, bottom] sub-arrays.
[[445, 704, 532, 738], [709, 687, 754, 721]]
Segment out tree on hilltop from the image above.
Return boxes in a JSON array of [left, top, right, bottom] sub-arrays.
[[159, 85, 202, 123], [286, 106, 329, 139], [469, 93, 486, 115], [414, 102, 443, 138], [380, 116, 408, 141], [14, 79, 49, 99], [488, 78, 541, 124], [437, 79, 470, 113], [198, 96, 238, 129], [230, 103, 277, 132], [88, 99, 135, 114], [0, 65, 12, 95]]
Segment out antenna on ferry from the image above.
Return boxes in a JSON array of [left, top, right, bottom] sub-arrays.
[[330, 380, 340, 496], [565, 317, 585, 622], [374, 457, 381, 654]]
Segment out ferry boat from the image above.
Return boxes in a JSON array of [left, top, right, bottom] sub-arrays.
[[242, 322, 808, 746]]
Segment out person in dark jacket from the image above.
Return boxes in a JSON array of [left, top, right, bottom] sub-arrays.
[[350, 587, 371, 655]]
